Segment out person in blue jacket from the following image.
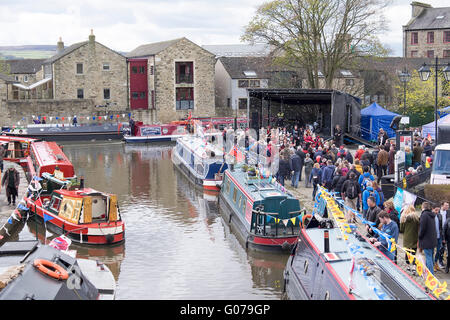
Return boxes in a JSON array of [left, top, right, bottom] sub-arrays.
[[369, 211, 399, 261], [358, 166, 375, 190], [362, 182, 381, 214]]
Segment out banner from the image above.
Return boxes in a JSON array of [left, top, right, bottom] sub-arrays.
[[393, 188, 403, 214]]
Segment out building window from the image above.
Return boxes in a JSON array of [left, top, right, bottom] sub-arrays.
[[411, 32, 418, 45], [76, 63, 83, 74], [427, 32, 434, 44], [175, 62, 193, 84], [227, 98, 231, 108], [249, 80, 260, 88], [14, 75, 19, 81], [150, 65, 154, 75], [103, 88, 110, 100], [176, 87, 194, 110], [131, 66, 138, 74], [445, 31, 450, 43], [410, 50, 418, 57], [77, 89, 84, 99], [132, 92, 139, 100], [427, 50, 434, 58], [139, 91, 146, 99], [444, 50, 450, 58], [103, 63, 110, 71], [139, 66, 145, 74], [238, 98, 248, 110], [238, 80, 249, 88], [346, 78, 354, 86], [23, 75, 28, 82]]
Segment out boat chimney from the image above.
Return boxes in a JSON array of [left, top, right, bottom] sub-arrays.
[[80, 176, 85, 189], [324, 230, 330, 253]]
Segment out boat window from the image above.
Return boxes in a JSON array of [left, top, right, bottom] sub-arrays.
[[233, 188, 237, 203], [50, 197, 62, 211], [225, 178, 231, 194]]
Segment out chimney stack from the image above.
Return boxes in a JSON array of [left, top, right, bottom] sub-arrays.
[[57, 37, 64, 54], [89, 29, 95, 44]]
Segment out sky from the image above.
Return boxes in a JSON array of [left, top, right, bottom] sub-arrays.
[[0, 0, 448, 56]]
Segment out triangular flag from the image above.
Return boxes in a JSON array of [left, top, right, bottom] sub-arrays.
[[282, 219, 289, 227], [425, 272, 439, 291], [290, 217, 296, 225], [433, 281, 447, 299], [416, 259, 424, 277], [406, 251, 415, 265], [7, 218, 12, 224], [43, 213, 54, 223], [266, 215, 273, 223]]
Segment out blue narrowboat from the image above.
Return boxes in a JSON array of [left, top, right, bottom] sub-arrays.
[[283, 189, 434, 300], [218, 165, 304, 252], [172, 134, 227, 191]]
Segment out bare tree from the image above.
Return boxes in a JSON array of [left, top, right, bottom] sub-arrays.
[[242, 0, 391, 89]]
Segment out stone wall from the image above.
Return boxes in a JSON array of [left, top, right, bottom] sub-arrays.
[[53, 39, 128, 108], [154, 38, 216, 123], [0, 99, 129, 127]]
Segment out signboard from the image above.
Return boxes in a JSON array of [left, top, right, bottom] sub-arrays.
[[394, 150, 405, 184], [396, 130, 413, 152], [58, 196, 83, 224], [140, 127, 161, 136]]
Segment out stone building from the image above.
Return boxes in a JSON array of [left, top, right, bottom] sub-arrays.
[[403, 2, 450, 58], [43, 31, 128, 108], [126, 37, 216, 124], [4, 59, 48, 99]]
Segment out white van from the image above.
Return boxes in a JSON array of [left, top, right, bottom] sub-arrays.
[[430, 143, 450, 184]]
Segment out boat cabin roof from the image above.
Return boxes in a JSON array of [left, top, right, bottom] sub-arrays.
[[225, 169, 297, 203], [302, 227, 432, 300], [0, 136, 37, 144], [178, 135, 224, 159], [54, 188, 108, 199], [31, 141, 75, 177]]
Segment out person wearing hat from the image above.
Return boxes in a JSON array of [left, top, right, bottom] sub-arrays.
[[2, 166, 20, 206]]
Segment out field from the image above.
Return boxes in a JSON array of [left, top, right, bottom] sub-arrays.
[[0, 50, 55, 59]]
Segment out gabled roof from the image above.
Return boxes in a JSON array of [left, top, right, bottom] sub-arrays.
[[219, 56, 271, 79], [405, 6, 450, 30], [44, 41, 88, 64], [202, 44, 272, 57], [0, 73, 18, 83], [126, 38, 184, 58], [5, 59, 45, 74]]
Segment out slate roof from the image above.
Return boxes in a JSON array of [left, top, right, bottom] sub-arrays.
[[405, 6, 450, 30], [202, 44, 272, 57], [0, 73, 18, 83], [219, 56, 272, 79], [126, 38, 184, 58], [43, 41, 88, 64], [5, 59, 45, 74]]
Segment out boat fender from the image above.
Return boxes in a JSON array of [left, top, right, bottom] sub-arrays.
[[229, 213, 232, 224], [245, 236, 249, 250], [105, 234, 114, 244], [33, 259, 69, 281], [281, 241, 291, 251]]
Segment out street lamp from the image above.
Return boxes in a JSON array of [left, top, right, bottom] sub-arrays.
[[398, 68, 411, 119], [417, 57, 450, 143]]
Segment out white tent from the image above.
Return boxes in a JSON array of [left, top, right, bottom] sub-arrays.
[[421, 113, 450, 139]]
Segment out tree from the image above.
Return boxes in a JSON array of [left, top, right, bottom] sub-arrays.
[[242, 0, 391, 89], [393, 69, 450, 127]]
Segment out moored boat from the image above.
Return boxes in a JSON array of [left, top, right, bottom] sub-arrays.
[[124, 121, 190, 143], [172, 133, 227, 191], [2, 122, 126, 141], [218, 164, 304, 252], [283, 188, 434, 300]]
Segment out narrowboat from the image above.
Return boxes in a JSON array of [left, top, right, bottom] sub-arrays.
[[172, 134, 227, 191], [124, 121, 190, 143], [0, 240, 116, 300], [24, 172, 125, 245], [283, 189, 434, 300], [0, 136, 38, 172], [2, 122, 126, 141], [218, 165, 304, 252]]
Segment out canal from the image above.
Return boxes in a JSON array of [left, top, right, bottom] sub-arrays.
[[15, 141, 288, 299]]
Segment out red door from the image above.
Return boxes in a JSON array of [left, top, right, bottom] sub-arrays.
[[129, 59, 148, 110]]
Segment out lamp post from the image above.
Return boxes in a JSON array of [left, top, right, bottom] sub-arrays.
[[417, 57, 450, 144], [398, 68, 411, 127]]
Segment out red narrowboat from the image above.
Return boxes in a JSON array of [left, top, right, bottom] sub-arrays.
[[0, 136, 37, 168]]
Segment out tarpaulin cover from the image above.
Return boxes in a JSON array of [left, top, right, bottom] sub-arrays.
[[421, 113, 450, 140], [361, 103, 399, 141]]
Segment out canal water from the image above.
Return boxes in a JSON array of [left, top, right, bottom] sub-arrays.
[[15, 141, 288, 300]]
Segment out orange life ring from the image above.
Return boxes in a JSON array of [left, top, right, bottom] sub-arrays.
[[33, 259, 69, 281]]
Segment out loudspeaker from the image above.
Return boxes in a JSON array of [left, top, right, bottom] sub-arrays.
[[390, 115, 402, 131]]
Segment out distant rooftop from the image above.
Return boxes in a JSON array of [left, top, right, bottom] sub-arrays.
[[405, 5, 450, 30], [5, 59, 45, 74], [202, 44, 272, 57]]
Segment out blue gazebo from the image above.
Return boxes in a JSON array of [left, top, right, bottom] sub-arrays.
[[360, 103, 399, 141]]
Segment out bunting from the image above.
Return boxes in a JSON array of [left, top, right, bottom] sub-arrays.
[[319, 186, 450, 300]]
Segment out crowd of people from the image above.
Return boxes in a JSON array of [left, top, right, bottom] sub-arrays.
[[267, 122, 447, 273]]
